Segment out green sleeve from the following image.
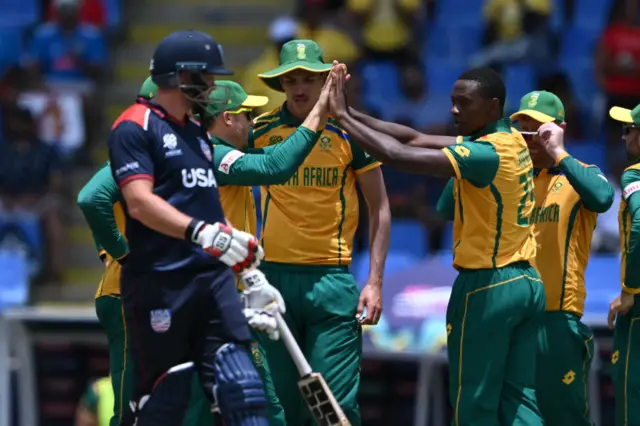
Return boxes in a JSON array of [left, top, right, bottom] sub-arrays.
[[76, 163, 129, 260], [443, 141, 499, 188], [622, 169, 640, 290], [214, 126, 321, 186], [79, 382, 99, 414], [558, 156, 614, 213], [349, 137, 379, 171], [436, 178, 455, 220]]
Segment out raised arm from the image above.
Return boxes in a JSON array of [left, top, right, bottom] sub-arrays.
[[622, 169, 640, 294], [77, 162, 129, 262], [348, 107, 457, 149], [556, 154, 614, 213]]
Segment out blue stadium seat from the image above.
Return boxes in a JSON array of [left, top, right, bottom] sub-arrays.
[[435, 0, 484, 27], [0, 25, 24, 75], [390, 219, 427, 257], [351, 250, 420, 284], [426, 62, 466, 96], [566, 141, 608, 171], [560, 27, 600, 59], [0, 216, 44, 272], [361, 61, 402, 113], [104, 0, 121, 28], [441, 222, 454, 251], [559, 58, 598, 106], [503, 65, 536, 113], [550, 0, 565, 31], [573, 0, 612, 31], [0, 0, 40, 26], [0, 250, 30, 310], [425, 24, 482, 61]]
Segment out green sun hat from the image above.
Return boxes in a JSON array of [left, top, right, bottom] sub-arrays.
[[205, 80, 269, 116], [257, 39, 332, 92], [510, 91, 565, 124], [610, 104, 640, 125], [138, 77, 158, 100]]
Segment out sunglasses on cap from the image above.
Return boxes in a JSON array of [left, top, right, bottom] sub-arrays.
[[227, 107, 254, 121], [623, 124, 640, 135]]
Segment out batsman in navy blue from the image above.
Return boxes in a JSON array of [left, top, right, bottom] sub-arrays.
[[106, 29, 285, 426]]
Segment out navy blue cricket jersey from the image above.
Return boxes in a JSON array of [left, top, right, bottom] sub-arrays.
[[108, 100, 227, 273]]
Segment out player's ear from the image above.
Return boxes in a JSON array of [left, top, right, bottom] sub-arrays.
[[222, 111, 233, 126], [559, 122, 567, 131]]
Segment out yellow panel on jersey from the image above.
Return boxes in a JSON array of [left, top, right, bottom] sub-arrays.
[[250, 106, 380, 265], [530, 168, 596, 316], [619, 164, 640, 292], [441, 119, 536, 270], [219, 185, 257, 236], [95, 201, 126, 298]]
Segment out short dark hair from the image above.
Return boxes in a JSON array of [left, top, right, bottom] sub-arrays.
[[457, 67, 506, 113]]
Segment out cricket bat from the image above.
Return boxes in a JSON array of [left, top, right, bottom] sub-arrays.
[[274, 312, 351, 426]]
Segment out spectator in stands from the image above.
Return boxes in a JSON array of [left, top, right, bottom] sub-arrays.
[[47, 0, 106, 28], [0, 106, 65, 283], [471, 0, 553, 70], [297, 0, 360, 67], [243, 17, 297, 114], [388, 62, 451, 134], [538, 71, 584, 139], [346, 0, 422, 64], [24, 0, 106, 90], [595, 0, 640, 146]]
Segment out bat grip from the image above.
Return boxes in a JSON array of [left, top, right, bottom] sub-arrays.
[[275, 312, 313, 377]]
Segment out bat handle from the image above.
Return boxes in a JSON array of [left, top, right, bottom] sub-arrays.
[[275, 312, 313, 377]]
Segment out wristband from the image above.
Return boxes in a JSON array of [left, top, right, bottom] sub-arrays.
[[186, 219, 205, 241]]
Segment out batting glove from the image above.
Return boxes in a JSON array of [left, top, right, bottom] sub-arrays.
[[240, 269, 286, 314], [189, 221, 264, 272], [242, 300, 280, 340]]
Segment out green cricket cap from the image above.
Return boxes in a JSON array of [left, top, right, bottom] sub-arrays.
[[206, 80, 269, 116], [610, 104, 640, 126], [257, 39, 332, 92], [510, 91, 565, 123], [138, 77, 158, 100]]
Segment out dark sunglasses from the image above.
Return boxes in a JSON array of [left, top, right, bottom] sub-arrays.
[[623, 124, 640, 135]]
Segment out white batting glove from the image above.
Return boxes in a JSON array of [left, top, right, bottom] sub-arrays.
[[242, 301, 280, 340], [190, 221, 264, 272], [240, 269, 286, 314]]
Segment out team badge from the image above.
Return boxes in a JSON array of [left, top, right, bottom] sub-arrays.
[[163, 134, 178, 150], [297, 43, 306, 59], [319, 136, 331, 150], [528, 92, 540, 108], [199, 138, 212, 162], [150, 309, 171, 333], [269, 135, 283, 146], [552, 181, 563, 192], [251, 342, 262, 367]]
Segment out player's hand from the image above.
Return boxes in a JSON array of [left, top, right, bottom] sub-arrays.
[[537, 122, 567, 163], [329, 63, 349, 119], [191, 222, 264, 272], [242, 300, 280, 340], [317, 70, 333, 111], [240, 269, 286, 314], [608, 290, 635, 329], [357, 282, 383, 325]]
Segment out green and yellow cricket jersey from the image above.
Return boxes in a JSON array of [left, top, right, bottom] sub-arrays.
[[440, 119, 537, 270], [619, 163, 640, 294], [249, 105, 380, 266], [530, 153, 613, 316], [77, 162, 128, 299], [211, 127, 322, 237]]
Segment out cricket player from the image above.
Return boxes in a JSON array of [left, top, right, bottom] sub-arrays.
[[107, 30, 284, 426], [509, 91, 614, 426], [329, 65, 546, 425], [76, 78, 159, 426], [607, 103, 640, 426], [253, 40, 391, 426]]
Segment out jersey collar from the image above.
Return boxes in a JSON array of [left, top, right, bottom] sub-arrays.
[[534, 167, 563, 177], [136, 98, 187, 126], [279, 102, 303, 127], [467, 118, 512, 141], [210, 135, 235, 148]]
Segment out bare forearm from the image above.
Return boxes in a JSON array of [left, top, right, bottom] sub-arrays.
[[128, 194, 192, 240], [303, 100, 329, 131], [367, 204, 390, 287], [349, 107, 419, 143]]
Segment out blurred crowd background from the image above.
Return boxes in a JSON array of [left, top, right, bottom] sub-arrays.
[[0, 0, 637, 423], [0, 0, 635, 296]]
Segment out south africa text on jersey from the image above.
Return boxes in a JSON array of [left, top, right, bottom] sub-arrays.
[[281, 166, 341, 187]]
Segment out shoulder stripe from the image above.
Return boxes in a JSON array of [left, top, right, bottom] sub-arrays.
[[325, 123, 349, 141], [624, 163, 640, 173], [112, 104, 150, 130], [253, 119, 285, 140], [253, 107, 281, 125]]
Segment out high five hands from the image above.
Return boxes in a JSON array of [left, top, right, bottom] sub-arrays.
[[328, 61, 350, 119]]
